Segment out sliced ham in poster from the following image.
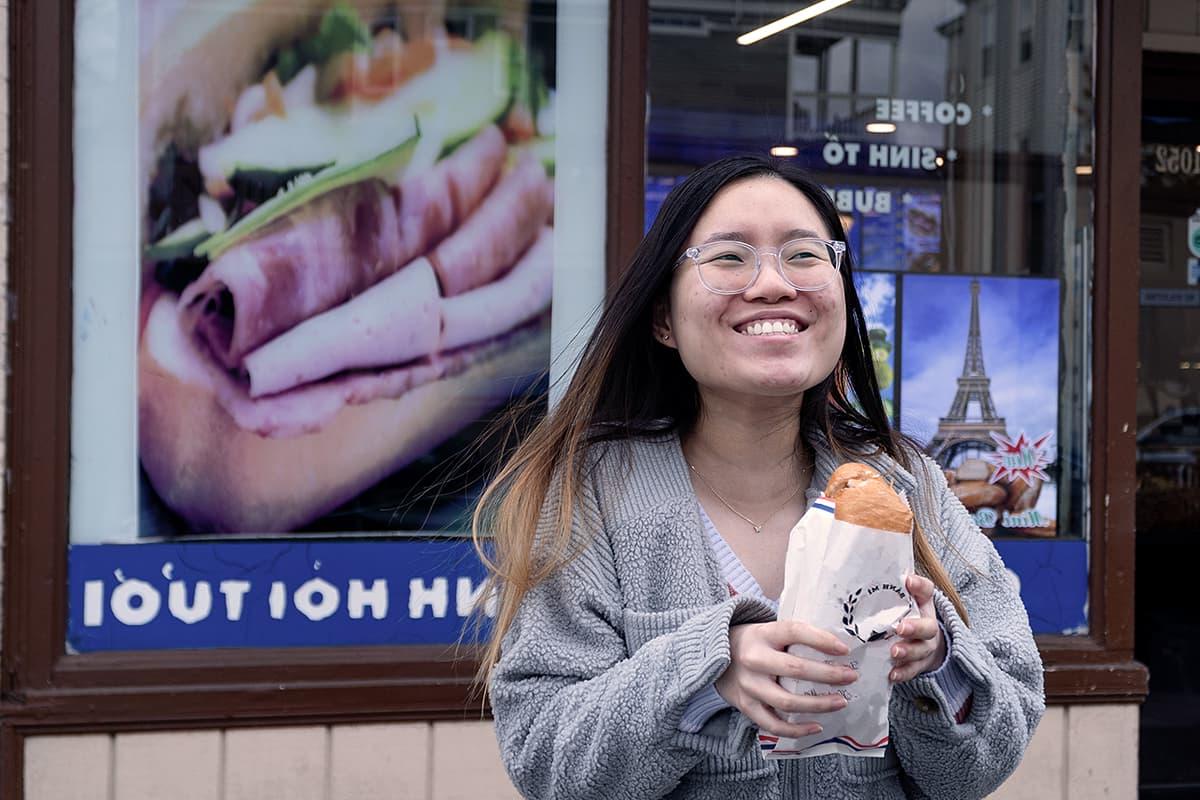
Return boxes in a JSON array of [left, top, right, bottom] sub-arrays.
[[179, 125, 509, 370]]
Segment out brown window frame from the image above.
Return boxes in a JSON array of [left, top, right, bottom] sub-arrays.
[[1, 0, 1144, 794]]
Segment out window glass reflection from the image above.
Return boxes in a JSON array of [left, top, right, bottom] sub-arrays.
[[647, 0, 1094, 635]]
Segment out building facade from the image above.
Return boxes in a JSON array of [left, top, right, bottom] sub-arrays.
[[3, 0, 1197, 797]]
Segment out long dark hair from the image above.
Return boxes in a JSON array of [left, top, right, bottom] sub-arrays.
[[472, 155, 966, 685]]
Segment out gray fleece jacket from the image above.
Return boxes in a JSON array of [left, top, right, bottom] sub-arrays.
[[490, 430, 1045, 799]]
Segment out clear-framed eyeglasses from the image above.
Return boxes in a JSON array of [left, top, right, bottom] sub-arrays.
[[674, 238, 846, 294]]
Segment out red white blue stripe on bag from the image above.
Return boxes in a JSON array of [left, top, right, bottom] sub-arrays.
[[758, 732, 889, 756]]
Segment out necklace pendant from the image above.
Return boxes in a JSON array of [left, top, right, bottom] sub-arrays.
[[752, 524, 763, 534]]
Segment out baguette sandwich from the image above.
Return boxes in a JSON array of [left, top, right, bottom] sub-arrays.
[[824, 463, 913, 534]]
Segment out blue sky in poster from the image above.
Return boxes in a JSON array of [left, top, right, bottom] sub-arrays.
[[899, 275, 1060, 458], [855, 272, 896, 338], [853, 271, 897, 411]]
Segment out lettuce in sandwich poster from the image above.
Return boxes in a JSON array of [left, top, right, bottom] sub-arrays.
[[135, 0, 555, 538]]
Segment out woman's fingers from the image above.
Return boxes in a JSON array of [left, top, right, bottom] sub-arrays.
[[743, 672, 848, 715], [891, 636, 936, 665], [888, 581, 949, 682], [744, 697, 825, 739], [906, 574, 937, 613], [895, 616, 938, 641], [889, 659, 931, 684], [752, 650, 858, 686], [724, 621, 866, 734], [766, 620, 850, 656]]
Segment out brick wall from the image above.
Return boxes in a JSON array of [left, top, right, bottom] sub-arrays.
[[21, 705, 1138, 799], [25, 722, 522, 800]]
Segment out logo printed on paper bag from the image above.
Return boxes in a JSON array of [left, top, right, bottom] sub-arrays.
[[842, 583, 913, 643]]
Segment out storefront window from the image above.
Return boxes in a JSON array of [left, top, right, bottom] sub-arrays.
[[646, 0, 1094, 634], [66, 0, 608, 652]]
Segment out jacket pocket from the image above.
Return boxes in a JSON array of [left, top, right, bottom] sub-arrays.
[[838, 746, 902, 785], [674, 759, 778, 796]]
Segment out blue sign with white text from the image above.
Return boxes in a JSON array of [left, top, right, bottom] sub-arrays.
[[68, 536, 1086, 652], [68, 539, 491, 652]]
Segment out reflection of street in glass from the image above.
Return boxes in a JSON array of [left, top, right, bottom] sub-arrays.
[[1136, 407, 1200, 530]]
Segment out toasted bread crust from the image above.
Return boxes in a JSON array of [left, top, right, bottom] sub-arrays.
[[824, 463, 913, 534]]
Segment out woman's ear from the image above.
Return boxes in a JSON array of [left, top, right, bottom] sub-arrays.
[[651, 301, 675, 349]]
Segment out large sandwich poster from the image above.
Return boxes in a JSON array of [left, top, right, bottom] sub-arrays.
[[137, 0, 555, 536], [69, 0, 558, 651]]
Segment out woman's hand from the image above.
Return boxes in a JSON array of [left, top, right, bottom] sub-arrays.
[[888, 574, 948, 683], [715, 620, 858, 738]]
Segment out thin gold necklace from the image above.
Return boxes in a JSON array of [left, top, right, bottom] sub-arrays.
[[687, 461, 809, 534]]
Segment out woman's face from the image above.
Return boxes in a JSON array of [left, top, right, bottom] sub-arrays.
[[656, 175, 847, 406]]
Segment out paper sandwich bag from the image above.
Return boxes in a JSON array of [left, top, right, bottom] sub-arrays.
[[759, 496, 919, 759]]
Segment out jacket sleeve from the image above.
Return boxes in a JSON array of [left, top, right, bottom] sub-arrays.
[[489, 468, 774, 800], [888, 458, 1046, 800]]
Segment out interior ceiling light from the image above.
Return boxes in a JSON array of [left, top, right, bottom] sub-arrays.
[[770, 145, 800, 157], [737, 0, 855, 45], [865, 122, 896, 134], [1075, 165, 1093, 175]]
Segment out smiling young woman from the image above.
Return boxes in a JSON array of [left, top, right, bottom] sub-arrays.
[[472, 155, 1043, 799], [653, 176, 850, 599]]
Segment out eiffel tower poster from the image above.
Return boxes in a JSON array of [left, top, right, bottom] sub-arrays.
[[927, 279, 1008, 467], [900, 275, 1061, 535]]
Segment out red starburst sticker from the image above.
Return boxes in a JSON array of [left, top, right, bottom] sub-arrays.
[[984, 430, 1053, 486]]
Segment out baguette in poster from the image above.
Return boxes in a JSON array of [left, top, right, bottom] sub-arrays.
[[137, 0, 555, 533]]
